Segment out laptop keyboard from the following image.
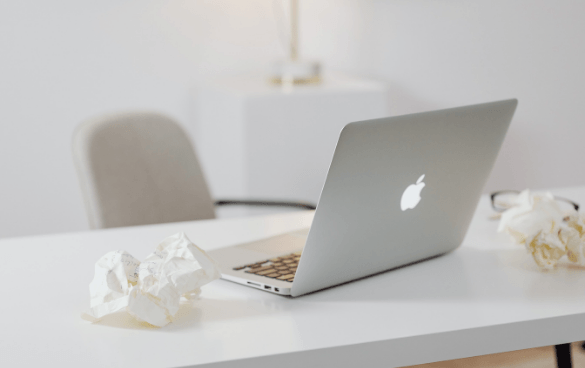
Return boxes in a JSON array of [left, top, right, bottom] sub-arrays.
[[233, 251, 301, 283]]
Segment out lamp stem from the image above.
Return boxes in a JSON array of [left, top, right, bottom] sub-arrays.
[[290, 0, 298, 61]]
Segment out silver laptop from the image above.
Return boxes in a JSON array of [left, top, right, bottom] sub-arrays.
[[208, 99, 518, 297]]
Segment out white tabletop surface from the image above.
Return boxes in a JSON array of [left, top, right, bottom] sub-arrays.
[[3, 187, 585, 368]]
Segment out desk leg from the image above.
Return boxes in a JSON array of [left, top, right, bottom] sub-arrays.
[[554, 343, 572, 368]]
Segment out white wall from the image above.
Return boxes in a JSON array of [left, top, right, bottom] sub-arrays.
[[303, 0, 585, 193], [0, 0, 283, 238], [1, 0, 584, 238]]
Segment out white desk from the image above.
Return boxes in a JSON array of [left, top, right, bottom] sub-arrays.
[[3, 187, 585, 368]]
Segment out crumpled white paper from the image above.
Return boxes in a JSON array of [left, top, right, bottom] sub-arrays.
[[498, 189, 585, 269], [83, 232, 221, 327]]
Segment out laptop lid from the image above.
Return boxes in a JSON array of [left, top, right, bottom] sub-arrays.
[[291, 99, 518, 297]]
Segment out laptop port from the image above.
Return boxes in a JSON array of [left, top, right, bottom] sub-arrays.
[[274, 288, 280, 292], [264, 285, 272, 290]]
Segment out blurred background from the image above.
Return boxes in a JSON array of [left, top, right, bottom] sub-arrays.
[[1, 0, 584, 239]]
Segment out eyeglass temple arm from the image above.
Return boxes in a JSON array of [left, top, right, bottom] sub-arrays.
[[489, 191, 579, 212]]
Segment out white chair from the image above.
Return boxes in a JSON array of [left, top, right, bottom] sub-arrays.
[[72, 111, 315, 229]]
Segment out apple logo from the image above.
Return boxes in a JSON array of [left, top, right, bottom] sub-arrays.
[[400, 174, 425, 211]]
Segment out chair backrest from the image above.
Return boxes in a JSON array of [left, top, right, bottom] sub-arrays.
[[72, 111, 216, 229]]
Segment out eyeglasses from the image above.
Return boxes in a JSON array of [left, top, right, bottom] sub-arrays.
[[490, 190, 579, 213]]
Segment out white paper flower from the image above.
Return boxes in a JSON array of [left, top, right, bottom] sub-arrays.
[[564, 213, 585, 265], [497, 190, 565, 244], [525, 221, 568, 269], [498, 189, 585, 269], [565, 212, 585, 237], [85, 232, 221, 327]]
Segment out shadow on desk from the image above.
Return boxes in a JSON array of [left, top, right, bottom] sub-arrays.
[[90, 296, 290, 331], [299, 247, 585, 303]]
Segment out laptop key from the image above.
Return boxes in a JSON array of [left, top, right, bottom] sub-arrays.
[[277, 274, 294, 281], [257, 269, 276, 276], [266, 273, 280, 278], [256, 265, 275, 272], [247, 265, 271, 273]]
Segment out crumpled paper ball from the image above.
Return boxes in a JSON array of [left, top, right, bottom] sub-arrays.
[[498, 189, 585, 269], [84, 232, 221, 327]]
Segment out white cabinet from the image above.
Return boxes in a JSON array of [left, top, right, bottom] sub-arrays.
[[194, 74, 388, 213]]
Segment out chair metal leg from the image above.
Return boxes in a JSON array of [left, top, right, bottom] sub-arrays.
[[554, 343, 572, 368]]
